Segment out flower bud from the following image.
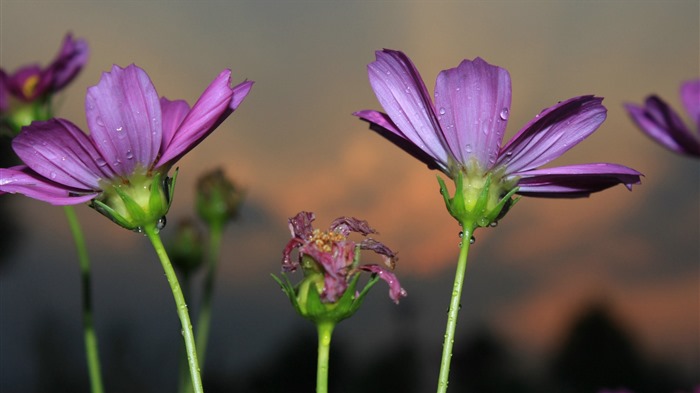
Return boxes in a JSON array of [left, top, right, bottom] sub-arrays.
[[168, 219, 205, 276], [196, 168, 244, 228]]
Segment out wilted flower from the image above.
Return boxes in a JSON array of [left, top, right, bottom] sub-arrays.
[[275, 211, 406, 323], [1, 33, 88, 135], [354, 49, 641, 226], [0, 64, 253, 231], [196, 167, 244, 228], [624, 79, 700, 157]]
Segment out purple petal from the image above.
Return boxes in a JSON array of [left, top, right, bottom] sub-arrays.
[[354, 109, 446, 172], [160, 98, 190, 153], [0, 166, 97, 205], [86, 64, 161, 176], [624, 97, 700, 156], [330, 216, 377, 236], [366, 49, 449, 167], [230, 80, 254, 111], [8, 66, 44, 101], [156, 69, 236, 168], [281, 237, 304, 272], [12, 119, 111, 190], [434, 57, 511, 170], [359, 237, 397, 270], [48, 33, 89, 91], [513, 163, 642, 197], [288, 211, 316, 239], [498, 96, 607, 174], [359, 264, 407, 304], [680, 79, 700, 128]]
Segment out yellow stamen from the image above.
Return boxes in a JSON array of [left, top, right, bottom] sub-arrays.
[[309, 228, 345, 253], [22, 74, 40, 99]]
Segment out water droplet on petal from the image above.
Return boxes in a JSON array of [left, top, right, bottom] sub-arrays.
[[96, 117, 104, 127], [96, 158, 107, 167], [439, 107, 446, 115], [465, 144, 473, 153], [49, 172, 57, 179], [116, 126, 123, 132], [126, 150, 134, 160], [500, 108, 509, 120]]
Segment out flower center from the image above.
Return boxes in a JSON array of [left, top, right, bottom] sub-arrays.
[[21, 74, 40, 99], [309, 229, 346, 253]]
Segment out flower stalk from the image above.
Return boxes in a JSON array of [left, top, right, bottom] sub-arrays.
[[64, 205, 104, 393], [316, 320, 336, 393], [144, 223, 203, 393]]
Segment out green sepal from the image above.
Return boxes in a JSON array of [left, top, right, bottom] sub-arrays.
[[90, 198, 134, 229]]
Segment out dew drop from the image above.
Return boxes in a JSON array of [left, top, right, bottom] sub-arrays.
[[490, 221, 499, 227], [156, 216, 167, 231], [458, 231, 464, 238], [116, 126, 123, 132], [469, 236, 476, 244], [96, 117, 104, 127], [458, 241, 462, 248], [49, 172, 57, 179], [465, 144, 473, 153], [96, 158, 107, 167], [439, 107, 446, 115], [126, 150, 134, 159], [499, 108, 509, 120]]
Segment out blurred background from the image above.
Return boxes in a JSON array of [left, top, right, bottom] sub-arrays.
[[1, 1, 698, 392]]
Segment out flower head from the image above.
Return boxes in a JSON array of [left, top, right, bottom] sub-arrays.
[[624, 79, 700, 157], [275, 212, 405, 323], [196, 167, 244, 228], [1, 33, 89, 135], [354, 50, 641, 227], [0, 64, 253, 231]]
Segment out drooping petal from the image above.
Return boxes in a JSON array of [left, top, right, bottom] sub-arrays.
[[624, 97, 700, 156], [282, 237, 304, 272], [359, 237, 397, 270], [86, 64, 161, 176], [330, 216, 377, 236], [434, 57, 511, 170], [680, 79, 700, 128], [354, 109, 446, 172], [156, 69, 238, 168], [0, 166, 97, 205], [498, 96, 607, 174], [366, 49, 449, 167], [512, 163, 642, 197], [359, 264, 407, 304], [160, 98, 190, 153], [288, 211, 316, 239], [12, 119, 111, 190], [48, 33, 89, 91]]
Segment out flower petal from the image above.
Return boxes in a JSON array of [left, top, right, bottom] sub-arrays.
[[366, 49, 449, 167], [360, 237, 397, 270], [512, 163, 642, 197], [156, 69, 239, 168], [359, 264, 407, 304], [160, 98, 190, 154], [231, 80, 254, 111], [12, 119, 111, 190], [288, 211, 316, 239], [498, 96, 607, 174], [625, 96, 700, 156], [86, 64, 161, 176], [330, 216, 377, 236], [354, 109, 447, 172], [0, 166, 97, 205], [48, 33, 89, 91], [680, 79, 700, 128], [434, 57, 511, 170]]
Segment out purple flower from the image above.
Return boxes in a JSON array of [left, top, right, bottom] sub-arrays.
[[624, 79, 700, 157], [1, 33, 88, 133], [354, 50, 641, 203], [282, 211, 406, 304], [0, 64, 253, 230]]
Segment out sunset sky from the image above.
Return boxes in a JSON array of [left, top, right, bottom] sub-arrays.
[[1, 0, 698, 390]]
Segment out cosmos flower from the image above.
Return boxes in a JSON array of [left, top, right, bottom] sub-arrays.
[[354, 50, 641, 225], [624, 79, 700, 157], [0, 64, 253, 230], [1, 33, 89, 133], [281, 211, 406, 305]]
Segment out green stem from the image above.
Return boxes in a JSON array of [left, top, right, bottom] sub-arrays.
[[180, 222, 224, 393], [436, 226, 473, 393], [316, 321, 336, 393], [177, 274, 194, 393], [144, 224, 204, 393], [63, 205, 105, 393]]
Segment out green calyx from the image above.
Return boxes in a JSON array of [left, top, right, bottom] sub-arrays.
[[90, 168, 178, 233], [438, 169, 520, 231], [1, 97, 52, 137]]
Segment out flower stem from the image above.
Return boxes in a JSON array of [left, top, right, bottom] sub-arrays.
[[144, 224, 204, 393], [316, 321, 336, 393], [436, 226, 473, 393], [63, 205, 104, 393], [180, 222, 224, 393]]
